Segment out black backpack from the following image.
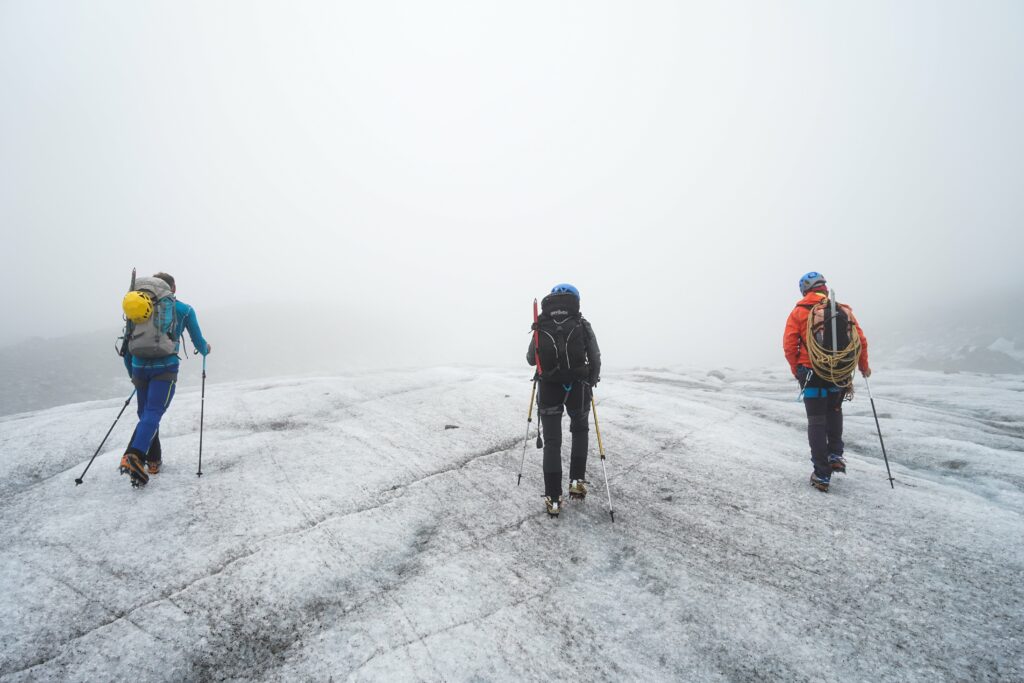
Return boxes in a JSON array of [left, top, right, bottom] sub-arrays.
[[535, 292, 589, 383]]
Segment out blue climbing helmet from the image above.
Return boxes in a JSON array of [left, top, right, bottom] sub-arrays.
[[550, 283, 580, 298], [798, 272, 827, 295]]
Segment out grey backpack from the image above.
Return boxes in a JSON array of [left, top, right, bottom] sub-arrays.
[[127, 277, 179, 359]]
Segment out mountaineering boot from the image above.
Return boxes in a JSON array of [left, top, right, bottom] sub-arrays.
[[125, 453, 149, 488], [568, 479, 587, 500], [147, 461, 161, 475], [829, 454, 847, 474], [119, 454, 130, 475], [545, 496, 562, 517], [810, 473, 830, 493]]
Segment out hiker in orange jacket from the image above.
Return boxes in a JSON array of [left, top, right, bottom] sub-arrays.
[[783, 272, 871, 492]]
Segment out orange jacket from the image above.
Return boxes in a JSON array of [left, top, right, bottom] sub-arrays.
[[783, 292, 870, 377]]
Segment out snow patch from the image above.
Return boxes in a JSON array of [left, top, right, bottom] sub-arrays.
[[1, 367, 1022, 681]]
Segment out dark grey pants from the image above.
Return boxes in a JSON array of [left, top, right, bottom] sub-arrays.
[[538, 381, 591, 499], [804, 385, 845, 479]]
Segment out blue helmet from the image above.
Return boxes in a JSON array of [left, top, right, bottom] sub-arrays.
[[799, 271, 827, 295], [550, 283, 580, 298]]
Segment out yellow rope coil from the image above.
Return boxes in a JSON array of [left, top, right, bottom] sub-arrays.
[[805, 302, 862, 389]]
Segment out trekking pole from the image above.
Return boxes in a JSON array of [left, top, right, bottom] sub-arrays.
[[75, 389, 136, 485], [863, 376, 895, 489], [590, 391, 615, 523], [531, 297, 544, 456], [517, 377, 538, 485], [197, 354, 207, 477]]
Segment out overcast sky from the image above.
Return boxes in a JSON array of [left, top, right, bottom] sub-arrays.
[[1, 1, 1021, 371]]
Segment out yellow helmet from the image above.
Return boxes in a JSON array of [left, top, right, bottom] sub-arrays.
[[122, 291, 153, 323]]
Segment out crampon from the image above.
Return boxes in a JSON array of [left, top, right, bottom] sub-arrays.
[[568, 479, 588, 500], [120, 453, 149, 488]]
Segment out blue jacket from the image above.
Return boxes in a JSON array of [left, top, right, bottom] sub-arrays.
[[123, 300, 209, 374]]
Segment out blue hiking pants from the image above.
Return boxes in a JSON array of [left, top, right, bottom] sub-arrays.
[[126, 367, 178, 460]]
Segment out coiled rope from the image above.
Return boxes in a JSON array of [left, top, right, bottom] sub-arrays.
[[805, 301, 862, 389]]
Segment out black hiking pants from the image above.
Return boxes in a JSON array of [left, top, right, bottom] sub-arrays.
[[538, 380, 591, 499], [802, 371, 845, 479]]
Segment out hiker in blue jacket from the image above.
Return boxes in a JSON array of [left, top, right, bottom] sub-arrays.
[[119, 272, 210, 486]]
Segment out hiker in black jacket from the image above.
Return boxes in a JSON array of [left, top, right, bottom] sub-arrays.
[[526, 284, 601, 516]]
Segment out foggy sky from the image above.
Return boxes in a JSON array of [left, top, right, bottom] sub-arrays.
[[2, 1, 1022, 372]]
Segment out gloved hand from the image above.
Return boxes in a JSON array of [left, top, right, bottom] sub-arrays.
[[196, 342, 212, 356], [861, 366, 871, 378], [795, 366, 812, 385], [588, 372, 600, 387]]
